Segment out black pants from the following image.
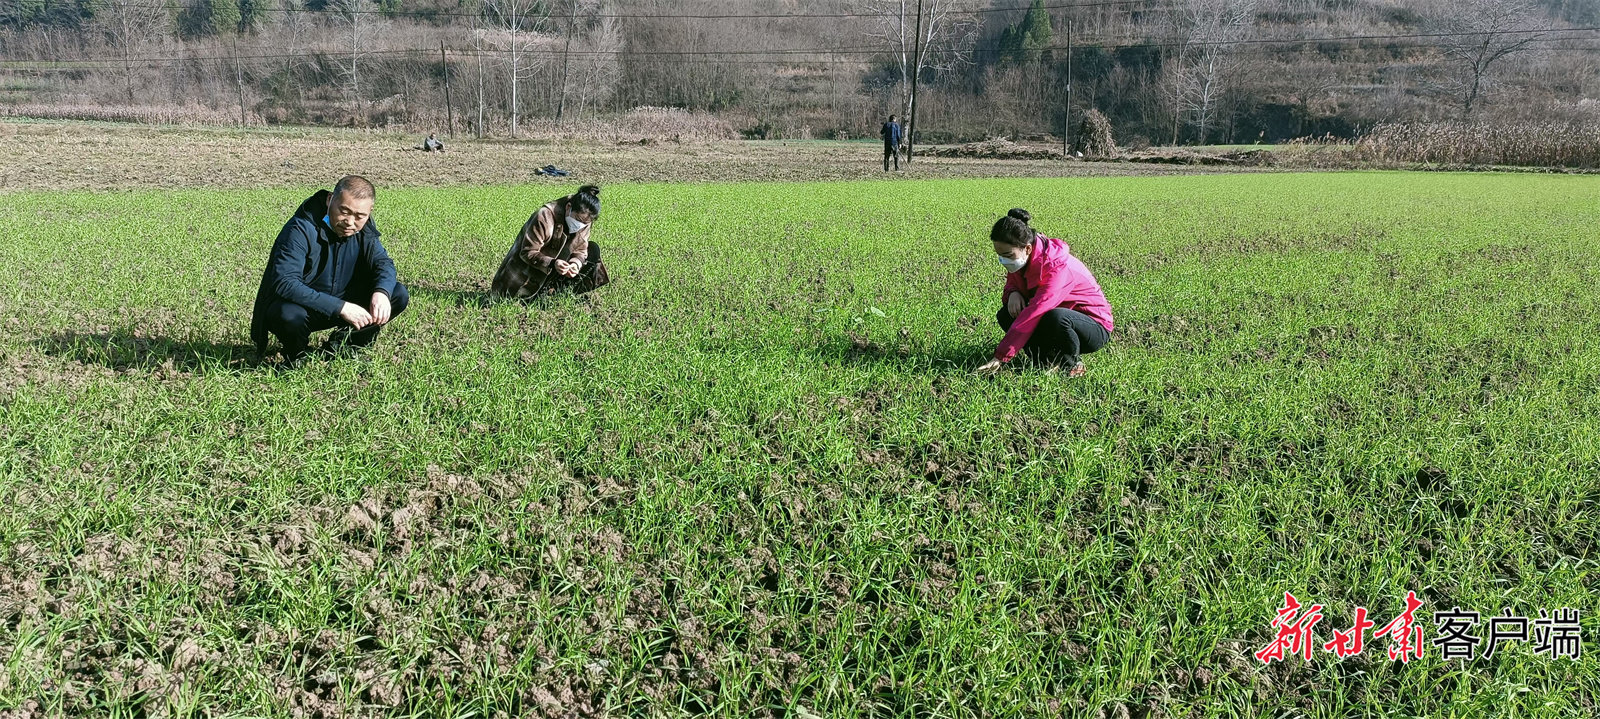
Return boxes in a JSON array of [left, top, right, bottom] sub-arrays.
[[997, 305, 1110, 366], [264, 282, 410, 361], [535, 240, 604, 295], [884, 142, 900, 170]]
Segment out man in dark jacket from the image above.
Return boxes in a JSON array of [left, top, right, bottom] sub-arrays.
[[881, 114, 903, 171], [249, 175, 409, 364]]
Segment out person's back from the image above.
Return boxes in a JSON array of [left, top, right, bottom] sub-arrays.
[[881, 115, 902, 171]]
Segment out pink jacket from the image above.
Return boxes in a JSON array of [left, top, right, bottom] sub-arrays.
[[996, 235, 1114, 362]]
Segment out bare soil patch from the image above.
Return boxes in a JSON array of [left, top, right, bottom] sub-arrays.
[[0, 120, 1269, 191]]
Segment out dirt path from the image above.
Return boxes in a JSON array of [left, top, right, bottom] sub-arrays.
[[0, 119, 1266, 192]]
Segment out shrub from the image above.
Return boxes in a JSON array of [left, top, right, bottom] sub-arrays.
[[520, 107, 739, 143], [1354, 122, 1600, 168], [0, 103, 260, 126]]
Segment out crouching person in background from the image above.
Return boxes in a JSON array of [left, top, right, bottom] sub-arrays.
[[250, 175, 409, 366], [491, 184, 611, 299]]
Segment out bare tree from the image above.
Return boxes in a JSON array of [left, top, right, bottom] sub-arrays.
[[1256, 55, 1348, 139], [865, 0, 978, 120], [1431, 0, 1545, 120], [1161, 0, 1256, 145], [94, 0, 169, 105], [479, 0, 552, 136], [572, 13, 622, 119], [279, 0, 319, 74], [327, 0, 378, 119]]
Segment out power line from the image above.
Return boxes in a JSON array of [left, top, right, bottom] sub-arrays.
[[22, 0, 1595, 68], [9, 25, 1600, 69], [7, 4, 1588, 141], [7, 44, 898, 65], [86, 0, 1166, 21], [20, 40, 1600, 75], [1073, 25, 1599, 52]]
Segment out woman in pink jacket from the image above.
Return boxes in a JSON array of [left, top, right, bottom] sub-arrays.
[[976, 208, 1114, 377]]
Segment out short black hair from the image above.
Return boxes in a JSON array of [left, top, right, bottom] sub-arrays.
[[333, 175, 375, 202], [889, 114, 898, 121], [991, 208, 1035, 248], [569, 184, 601, 218]]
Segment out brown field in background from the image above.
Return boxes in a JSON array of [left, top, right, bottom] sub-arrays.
[[0, 119, 1267, 192]]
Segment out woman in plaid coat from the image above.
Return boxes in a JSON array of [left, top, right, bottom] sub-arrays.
[[491, 184, 611, 299]]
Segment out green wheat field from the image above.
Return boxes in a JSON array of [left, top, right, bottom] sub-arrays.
[[0, 172, 1596, 717]]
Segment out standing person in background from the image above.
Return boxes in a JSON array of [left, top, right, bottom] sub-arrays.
[[977, 209, 1113, 377], [491, 184, 610, 299], [881, 114, 903, 171]]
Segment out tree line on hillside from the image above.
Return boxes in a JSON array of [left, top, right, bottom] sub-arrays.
[[1, 0, 1595, 145]]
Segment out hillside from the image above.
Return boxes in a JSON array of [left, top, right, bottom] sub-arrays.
[[1, 0, 1594, 143]]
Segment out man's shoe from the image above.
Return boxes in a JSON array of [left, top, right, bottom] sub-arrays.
[[323, 344, 367, 362], [321, 337, 376, 365], [323, 331, 362, 357]]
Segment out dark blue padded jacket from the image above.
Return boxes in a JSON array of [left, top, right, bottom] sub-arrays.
[[249, 190, 397, 353]]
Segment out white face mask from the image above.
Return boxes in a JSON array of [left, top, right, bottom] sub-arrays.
[[998, 254, 1028, 273], [565, 215, 587, 234]]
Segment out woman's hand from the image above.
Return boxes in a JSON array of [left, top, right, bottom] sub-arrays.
[[976, 359, 1004, 376], [1006, 291, 1025, 317]]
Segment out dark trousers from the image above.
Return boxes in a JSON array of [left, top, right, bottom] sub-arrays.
[[535, 240, 605, 296], [264, 282, 410, 361], [884, 142, 901, 170], [997, 305, 1110, 366]]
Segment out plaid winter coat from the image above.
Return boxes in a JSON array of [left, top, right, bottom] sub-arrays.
[[491, 196, 603, 298]]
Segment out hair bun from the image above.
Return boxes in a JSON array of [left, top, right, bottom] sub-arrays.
[[1007, 208, 1031, 224], [578, 184, 600, 197]]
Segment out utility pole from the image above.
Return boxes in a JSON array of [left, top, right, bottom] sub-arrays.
[[556, 0, 577, 122], [233, 34, 246, 128], [1063, 19, 1072, 159], [176, 40, 185, 105], [907, 0, 924, 164], [477, 50, 486, 138], [440, 42, 455, 138]]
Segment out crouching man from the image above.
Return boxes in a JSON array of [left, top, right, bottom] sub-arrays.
[[250, 175, 409, 365]]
